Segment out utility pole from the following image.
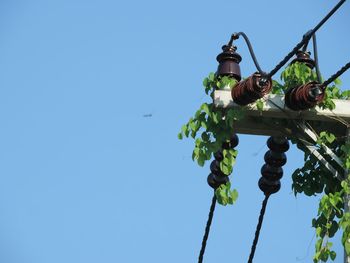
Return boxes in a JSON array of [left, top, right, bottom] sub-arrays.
[[214, 91, 350, 263], [345, 128, 350, 263]]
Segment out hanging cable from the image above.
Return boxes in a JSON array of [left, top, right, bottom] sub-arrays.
[[266, 0, 346, 78], [229, 32, 265, 74], [198, 194, 217, 263], [199, 134, 239, 263], [321, 61, 350, 89], [247, 194, 270, 263], [312, 33, 322, 83], [246, 136, 289, 263]]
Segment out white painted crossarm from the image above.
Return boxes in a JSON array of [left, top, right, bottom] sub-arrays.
[[214, 90, 350, 123]]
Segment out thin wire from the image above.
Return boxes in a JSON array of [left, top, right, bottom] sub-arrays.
[[321, 61, 350, 88], [267, 0, 346, 78], [247, 194, 270, 263], [198, 193, 217, 263], [231, 32, 265, 74], [312, 34, 323, 83]]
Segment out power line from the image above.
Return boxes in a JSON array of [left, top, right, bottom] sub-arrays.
[[267, 0, 346, 78], [247, 194, 270, 263], [198, 194, 217, 263]]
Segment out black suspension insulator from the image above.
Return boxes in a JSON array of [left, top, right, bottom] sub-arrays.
[[213, 150, 223, 161], [267, 137, 290, 153], [207, 173, 229, 189], [258, 177, 281, 195], [261, 164, 283, 181], [258, 136, 289, 196], [290, 50, 315, 69], [216, 43, 242, 81], [207, 133, 239, 189], [231, 73, 272, 106], [285, 81, 324, 111], [264, 151, 287, 167], [210, 160, 225, 177], [222, 133, 239, 150], [230, 133, 239, 148]]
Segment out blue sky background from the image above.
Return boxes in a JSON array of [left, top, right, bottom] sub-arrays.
[[0, 1, 349, 262]]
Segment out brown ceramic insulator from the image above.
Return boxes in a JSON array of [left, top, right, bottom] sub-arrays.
[[216, 45, 242, 81], [285, 81, 324, 111], [291, 50, 315, 69], [231, 73, 272, 106]]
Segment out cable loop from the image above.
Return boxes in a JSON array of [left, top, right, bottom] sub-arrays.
[[232, 32, 266, 75]]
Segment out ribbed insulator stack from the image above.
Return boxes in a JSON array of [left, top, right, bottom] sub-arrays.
[[258, 137, 289, 195], [231, 73, 272, 106], [285, 81, 324, 111], [207, 134, 239, 189], [285, 49, 324, 111]]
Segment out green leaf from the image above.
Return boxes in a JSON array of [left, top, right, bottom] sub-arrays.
[[334, 78, 342, 86], [330, 251, 336, 260], [208, 72, 215, 81], [201, 103, 210, 115], [177, 133, 183, 140], [256, 99, 264, 111]]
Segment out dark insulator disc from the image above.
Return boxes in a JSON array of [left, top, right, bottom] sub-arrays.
[[264, 151, 287, 167], [210, 160, 225, 177], [231, 73, 272, 106], [284, 86, 299, 111], [207, 173, 229, 189], [258, 177, 281, 195], [214, 150, 224, 161], [267, 137, 289, 153], [222, 141, 231, 150], [229, 133, 239, 148], [291, 50, 315, 69], [260, 164, 283, 181], [216, 45, 242, 81], [285, 81, 324, 111]]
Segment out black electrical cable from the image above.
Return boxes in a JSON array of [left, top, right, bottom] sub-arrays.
[[321, 61, 350, 89], [229, 32, 265, 75], [267, 0, 346, 78], [198, 194, 217, 263], [247, 194, 270, 263], [312, 34, 323, 83], [302, 40, 309, 52]]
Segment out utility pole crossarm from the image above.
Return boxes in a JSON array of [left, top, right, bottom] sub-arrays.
[[214, 90, 350, 123], [213, 90, 350, 138]]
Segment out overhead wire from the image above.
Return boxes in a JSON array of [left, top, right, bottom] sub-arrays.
[[247, 194, 270, 263], [229, 32, 265, 75], [266, 0, 346, 78], [321, 61, 350, 89], [198, 193, 217, 263]]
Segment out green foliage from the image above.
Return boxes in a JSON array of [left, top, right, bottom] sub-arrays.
[[179, 73, 242, 204], [281, 62, 318, 89], [215, 182, 238, 206]]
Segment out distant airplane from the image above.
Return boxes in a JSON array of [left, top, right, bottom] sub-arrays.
[[143, 113, 153, 118]]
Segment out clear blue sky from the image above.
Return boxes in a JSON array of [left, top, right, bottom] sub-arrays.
[[0, 1, 349, 262]]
